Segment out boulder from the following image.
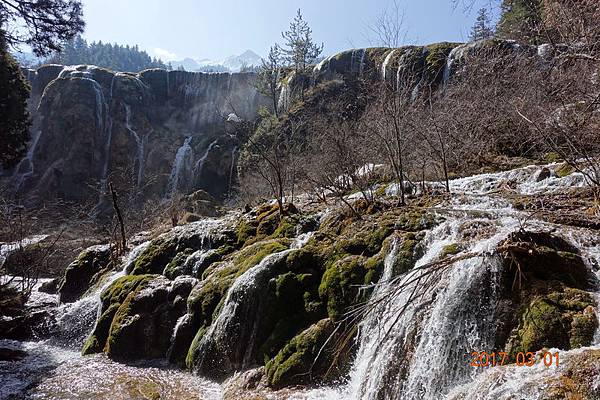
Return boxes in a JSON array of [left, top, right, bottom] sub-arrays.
[[496, 230, 598, 356], [58, 245, 111, 303], [265, 318, 344, 389], [83, 274, 196, 361]]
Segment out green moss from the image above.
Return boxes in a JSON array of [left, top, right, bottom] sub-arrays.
[[543, 152, 561, 163], [394, 233, 420, 276], [131, 237, 178, 275], [265, 319, 335, 388], [186, 239, 291, 365], [425, 42, 460, 82], [319, 255, 368, 321], [185, 325, 209, 369], [374, 184, 388, 197], [235, 218, 258, 246], [82, 302, 120, 355], [82, 274, 155, 355], [396, 210, 436, 231], [258, 269, 325, 359], [163, 248, 194, 279], [272, 218, 297, 239], [556, 163, 575, 178], [507, 288, 597, 356], [257, 211, 280, 237], [440, 243, 461, 258], [336, 225, 394, 257], [233, 240, 289, 274]]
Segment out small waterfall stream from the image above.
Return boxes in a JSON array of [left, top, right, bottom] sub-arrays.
[[124, 104, 145, 188], [381, 49, 398, 80], [165, 137, 194, 199], [193, 139, 219, 187]]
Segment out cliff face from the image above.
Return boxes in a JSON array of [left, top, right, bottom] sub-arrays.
[[12, 39, 546, 209], [13, 65, 265, 207]]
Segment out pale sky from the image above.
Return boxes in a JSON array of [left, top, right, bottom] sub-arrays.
[[79, 0, 498, 61]]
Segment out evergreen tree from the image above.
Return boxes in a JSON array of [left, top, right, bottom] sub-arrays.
[[45, 36, 167, 72], [0, 0, 84, 56], [496, 0, 544, 44], [256, 45, 282, 117], [0, 31, 30, 168], [470, 8, 495, 41], [280, 9, 323, 72]]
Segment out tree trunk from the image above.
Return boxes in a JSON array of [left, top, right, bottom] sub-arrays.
[[109, 182, 127, 254]]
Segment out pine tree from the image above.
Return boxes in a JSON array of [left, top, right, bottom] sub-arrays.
[[496, 0, 544, 44], [470, 8, 495, 41], [256, 45, 282, 117], [44, 38, 167, 72], [0, 32, 30, 168], [280, 9, 323, 72]]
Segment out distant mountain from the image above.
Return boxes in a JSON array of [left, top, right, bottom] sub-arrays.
[[171, 50, 262, 72], [221, 50, 262, 71]]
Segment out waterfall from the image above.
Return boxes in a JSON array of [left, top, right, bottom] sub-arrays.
[[295, 162, 600, 400], [350, 49, 357, 74], [341, 216, 510, 400], [442, 45, 461, 86], [314, 55, 333, 74], [11, 128, 42, 193], [193, 232, 314, 377], [165, 137, 194, 199], [382, 49, 397, 80], [193, 139, 219, 187], [228, 146, 238, 194], [124, 104, 145, 187], [359, 49, 367, 76]]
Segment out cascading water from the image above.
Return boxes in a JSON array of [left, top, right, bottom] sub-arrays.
[[124, 104, 145, 187], [193, 139, 219, 186], [165, 137, 194, 199], [0, 240, 221, 399], [228, 145, 238, 194], [359, 49, 367, 76], [295, 162, 600, 400], [381, 49, 398, 80]]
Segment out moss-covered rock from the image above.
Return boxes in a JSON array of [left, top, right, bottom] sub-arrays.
[[131, 222, 235, 275], [82, 274, 155, 355], [555, 163, 575, 178], [319, 255, 369, 321], [265, 318, 342, 388], [185, 239, 291, 372], [424, 42, 460, 83], [440, 243, 461, 258], [59, 245, 112, 303], [506, 288, 597, 355], [163, 248, 194, 279], [496, 231, 598, 357], [131, 237, 179, 275], [104, 276, 196, 360]]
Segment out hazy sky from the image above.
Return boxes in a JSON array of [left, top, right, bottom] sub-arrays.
[[80, 0, 497, 61]]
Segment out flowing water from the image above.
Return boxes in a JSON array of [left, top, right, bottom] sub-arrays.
[[193, 139, 219, 187], [292, 162, 600, 400], [124, 104, 146, 188], [165, 137, 194, 199], [2, 163, 599, 399], [0, 242, 221, 400]]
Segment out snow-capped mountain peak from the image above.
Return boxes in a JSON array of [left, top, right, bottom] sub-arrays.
[[171, 50, 262, 72]]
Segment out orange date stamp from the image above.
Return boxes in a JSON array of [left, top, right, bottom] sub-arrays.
[[470, 351, 560, 368]]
